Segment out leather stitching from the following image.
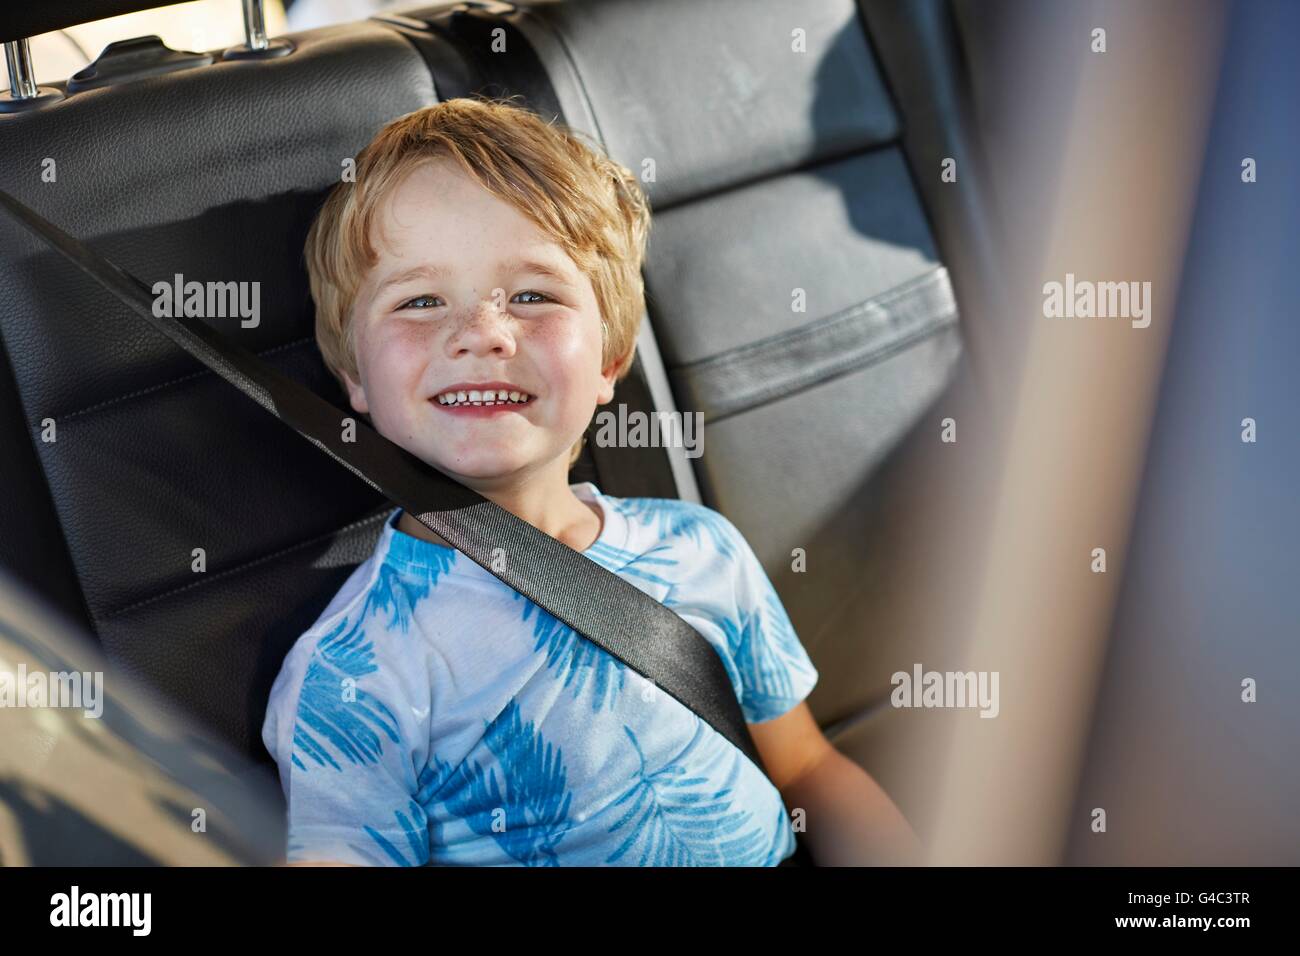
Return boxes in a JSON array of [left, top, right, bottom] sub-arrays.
[[59, 336, 317, 422], [674, 267, 960, 422], [100, 507, 392, 622]]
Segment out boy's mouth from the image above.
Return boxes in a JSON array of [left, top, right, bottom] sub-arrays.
[[431, 384, 535, 414]]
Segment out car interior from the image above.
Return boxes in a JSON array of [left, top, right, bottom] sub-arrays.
[[0, 0, 1007, 853]]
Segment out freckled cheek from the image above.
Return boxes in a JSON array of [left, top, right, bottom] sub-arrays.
[[543, 337, 605, 434], [366, 332, 434, 412], [529, 324, 598, 388]]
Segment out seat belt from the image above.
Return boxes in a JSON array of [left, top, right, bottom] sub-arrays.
[[0, 189, 769, 780]]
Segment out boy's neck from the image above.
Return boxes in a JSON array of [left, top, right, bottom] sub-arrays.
[[396, 477, 603, 554]]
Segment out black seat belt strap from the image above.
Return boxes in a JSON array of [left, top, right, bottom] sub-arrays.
[[0, 189, 769, 779]]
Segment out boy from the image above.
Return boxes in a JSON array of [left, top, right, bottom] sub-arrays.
[[261, 98, 919, 866]]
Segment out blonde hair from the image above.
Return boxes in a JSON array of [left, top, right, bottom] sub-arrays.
[[305, 96, 651, 467]]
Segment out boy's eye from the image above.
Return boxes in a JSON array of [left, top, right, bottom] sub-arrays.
[[398, 295, 442, 310], [395, 291, 554, 311]]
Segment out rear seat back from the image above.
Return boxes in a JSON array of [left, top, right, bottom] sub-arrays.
[[0, 1, 991, 785]]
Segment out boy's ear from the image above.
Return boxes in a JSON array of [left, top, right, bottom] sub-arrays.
[[598, 348, 634, 405], [341, 369, 370, 415]]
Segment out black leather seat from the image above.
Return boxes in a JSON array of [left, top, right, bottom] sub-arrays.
[[0, 0, 997, 817]]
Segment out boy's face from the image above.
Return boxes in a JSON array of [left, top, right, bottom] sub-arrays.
[[343, 158, 621, 488]]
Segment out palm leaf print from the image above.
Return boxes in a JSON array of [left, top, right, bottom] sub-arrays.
[[292, 616, 400, 772], [513, 595, 627, 711], [332, 763, 456, 867], [587, 539, 682, 599], [417, 761, 455, 855], [729, 588, 817, 721], [292, 555, 454, 771], [367, 550, 457, 634], [427, 698, 574, 865], [362, 799, 429, 867], [605, 724, 769, 866], [618, 497, 739, 561], [289, 799, 429, 867], [770, 801, 795, 864]]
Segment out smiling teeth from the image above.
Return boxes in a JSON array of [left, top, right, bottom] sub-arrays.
[[436, 389, 533, 406]]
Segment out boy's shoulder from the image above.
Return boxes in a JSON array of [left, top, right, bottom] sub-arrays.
[[307, 532, 392, 633], [280, 508, 410, 658], [263, 508, 425, 720]]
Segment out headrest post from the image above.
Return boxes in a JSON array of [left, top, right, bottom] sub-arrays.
[[241, 0, 270, 52], [1, 38, 63, 113], [225, 0, 293, 60], [4, 39, 39, 100]]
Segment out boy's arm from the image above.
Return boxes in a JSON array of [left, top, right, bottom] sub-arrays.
[[750, 702, 922, 866], [748, 701, 834, 791]]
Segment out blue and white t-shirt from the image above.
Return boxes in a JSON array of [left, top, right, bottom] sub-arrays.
[[261, 482, 819, 866]]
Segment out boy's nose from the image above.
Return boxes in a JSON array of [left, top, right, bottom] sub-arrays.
[[466, 295, 509, 326], [450, 296, 516, 353]]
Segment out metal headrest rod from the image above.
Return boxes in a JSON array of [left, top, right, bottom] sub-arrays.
[[0, 38, 65, 113], [224, 0, 293, 60]]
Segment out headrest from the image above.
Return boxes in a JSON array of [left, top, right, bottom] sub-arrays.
[[1, 2, 201, 43], [520, 0, 900, 208]]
